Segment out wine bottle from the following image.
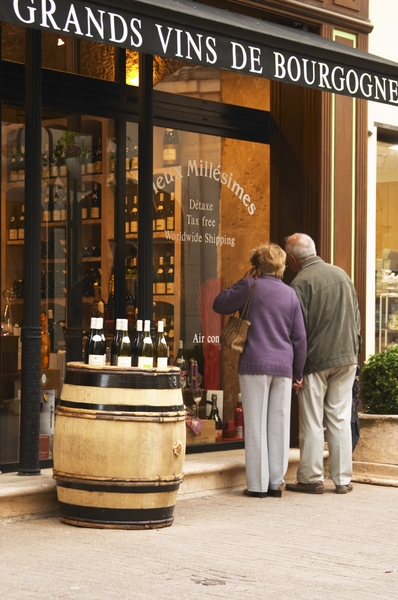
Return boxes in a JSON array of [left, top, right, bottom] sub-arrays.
[[80, 183, 88, 220], [60, 187, 67, 221], [90, 183, 101, 219], [234, 393, 244, 439], [107, 273, 115, 322], [48, 309, 55, 353], [125, 196, 130, 234], [155, 256, 166, 295], [130, 195, 138, 234], [9, 147, 18, 182], [175, 340, 187, 387], [208, 393, 223, 437], [51, 146, 58, 178], [132, 318, 143, 367], [166, 256, 174, 295], [125, 278, 135, 316], [88, 317, 106, 366], [40, 312, 50, 369], [163, 128, 180, 166], [94, 137, 102, 174], [42, 185, 52, 222], [125, 144, 131, 172], [116, 318, 132, 367], [18, 204, 25, 240], [166, 192, 175, 230], [42, 143, 50, 179], [91, 281, 102, 317], [111, 318, 124, 366], [138, 319, 154, 368], [52, 189, 62, 221], [84, 317, 96, 363], [156, 193, 166, 231], [59, 143, 67, 177], [86, 145, 95, 174], [18, 145, 25, 181], [154, 320, 168, 368], [9, 208, 18, 241], [131, 143, 138, 170]]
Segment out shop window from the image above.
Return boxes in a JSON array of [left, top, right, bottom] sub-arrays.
[[154, 57, 270, 110], [153, 125, 270, 444], [42, 32, 115, 81], [375, 136, 398, 351], [1, 22, 25, 63]]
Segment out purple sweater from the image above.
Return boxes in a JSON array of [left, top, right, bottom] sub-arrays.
[[213, 276, 307, 380]]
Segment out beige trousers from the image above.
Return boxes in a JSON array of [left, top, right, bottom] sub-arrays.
[[297, 364, 357, 486]]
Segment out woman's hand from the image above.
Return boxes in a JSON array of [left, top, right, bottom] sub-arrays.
[[292, 379, 304, 394], [243, 267, 257, 279]]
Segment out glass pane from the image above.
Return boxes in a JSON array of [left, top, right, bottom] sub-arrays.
[[42, 31, 116, 81], [1, 22, 25, 63], [1, 105, 25, 464], [376, 139, 398, 351], [153, 125, 270, 444], [154, 58, 270, 110]]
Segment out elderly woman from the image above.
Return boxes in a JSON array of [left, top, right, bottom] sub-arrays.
[[213, 243, 307, 498]]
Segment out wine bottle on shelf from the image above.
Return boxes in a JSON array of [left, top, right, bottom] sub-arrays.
[[52, 189, 62, 221], [163, 128, 180, 166], [94, 137, 102, 173], [132, 318, 143, 367], [234, 393, 244, 439], [40, 312, 50, 369], [48, 309, 55, 353], [155, 256, 166, 295], [9, 147, 18, 182], [154, 320, 168, 368], [116, 318, 132, 367], [51, 147, 58, 178], [208, 393, 223, 437], [9, 208, 18, 241], [111, 318, 124, 366], [87, 317, 106, 366], [18, 145, 25, 181], [175, 340, 188, 387], [91, 281, 102, 317], [131, 143, 138, 170], [86, 145, 95, 174], [80, 183, 88, 220], [130, 195, 138, 234], [166, 192, 175, 230], [107, 273, 115, 322], [125, 144, 131, 172], [18, 204, 25, 240], [90, 183, 101, 219], [138, 319, 154, 368], [59, 143, 67, 177], [42, 143, 50, 179], [60, 188, 67, 221], [125, 278, 135, 316], [125, 196, 130, 234], [166, 256, 174, 295], [84, 317, 96, 363], [156, 193, 166, 231]]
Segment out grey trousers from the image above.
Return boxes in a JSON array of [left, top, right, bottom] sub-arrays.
[[297, 364, 357, 486], [239, 374, 292, 493]]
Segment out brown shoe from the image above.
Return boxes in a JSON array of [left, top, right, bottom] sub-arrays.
[[285, 481, 324, 494], [243, 489, 267, 498], [335, 483, 353, 494], [267, 486, 283, 498]]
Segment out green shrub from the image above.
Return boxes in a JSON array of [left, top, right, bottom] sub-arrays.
[[360, 346, 398, 414]]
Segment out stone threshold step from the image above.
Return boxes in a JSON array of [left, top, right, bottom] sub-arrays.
[[0, 448, 300, 523]]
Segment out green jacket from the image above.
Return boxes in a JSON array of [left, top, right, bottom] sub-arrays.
[[290, 257, 361, 375]]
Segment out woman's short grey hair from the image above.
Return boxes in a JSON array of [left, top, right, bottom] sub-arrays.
[[285, 233, 317, 260]]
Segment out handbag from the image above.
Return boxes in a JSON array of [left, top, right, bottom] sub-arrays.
[[220, 279, 257, 353]]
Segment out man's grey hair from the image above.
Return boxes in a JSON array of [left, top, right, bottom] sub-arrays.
[[285, 233, 317, 260]]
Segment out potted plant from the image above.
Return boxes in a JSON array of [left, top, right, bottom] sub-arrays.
[[353, 346, 398, 484]]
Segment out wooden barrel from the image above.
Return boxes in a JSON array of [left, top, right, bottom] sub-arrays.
[[53, 363, 186, 530]]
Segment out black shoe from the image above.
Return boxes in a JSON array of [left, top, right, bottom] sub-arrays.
[[243, 488, 267, 498], [267, 486, 283, 498]]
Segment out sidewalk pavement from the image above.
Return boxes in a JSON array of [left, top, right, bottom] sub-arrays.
[[1, 479, 397, 600]]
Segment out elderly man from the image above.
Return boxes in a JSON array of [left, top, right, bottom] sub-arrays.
[[285, 233, 361, 494]]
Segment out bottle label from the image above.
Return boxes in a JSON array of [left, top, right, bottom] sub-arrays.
[[60, 165, 67, 177], [91, 207, 100, 219], [81, 207, 88, 220], [130, 221, 138, 234], [156, 218, 166, 230], [155, 282, 166, 295], [157, 357, 168, 369], [88, 354, 106, 366], [234, 426, 244, 439], [18, 229, 24, 240], [166, 216, 174, 230], [52, 209, 61, 221], [86, 162, 95, 174], [166, 282, 174, 295], [9, 229, 18, 241], [163, 147, 177, 162], [138, 356, 153, 369], [117, 356, 132, 367]]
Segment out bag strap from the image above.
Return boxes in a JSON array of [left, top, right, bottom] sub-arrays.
[[240, 278, 257, 320]]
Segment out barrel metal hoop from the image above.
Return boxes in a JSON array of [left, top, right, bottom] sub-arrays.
[[55, 479, 182, 494], [57, 399, 185, 413], [58, 502, 175, 529], [64, 368, 180, 390], [55, 407, 187, 422]]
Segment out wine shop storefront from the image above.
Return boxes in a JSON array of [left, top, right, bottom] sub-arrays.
[[0, 0, 397, 473]]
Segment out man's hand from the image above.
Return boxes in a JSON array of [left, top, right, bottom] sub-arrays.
[[292, 379, 304, 394]]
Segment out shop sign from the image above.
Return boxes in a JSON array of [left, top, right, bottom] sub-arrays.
[[2, 0, 398, 104]]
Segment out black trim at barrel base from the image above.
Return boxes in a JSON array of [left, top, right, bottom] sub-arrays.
[[58, 502, 175, 529]]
